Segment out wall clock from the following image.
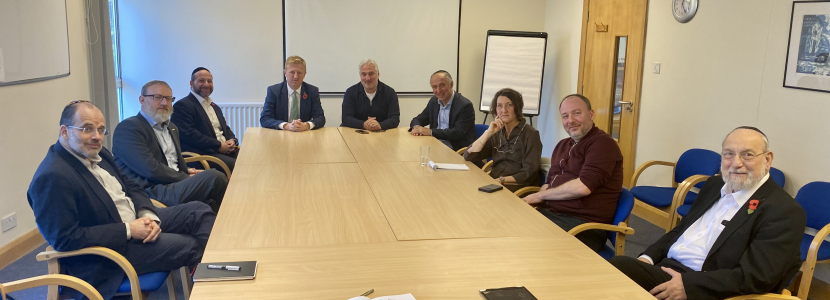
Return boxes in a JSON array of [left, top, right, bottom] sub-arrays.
[[673, 0, 698, 23]]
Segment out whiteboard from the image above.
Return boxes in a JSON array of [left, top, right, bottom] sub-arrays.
[[479, 31, 547, 116], [0, 0, 70, 86], [284, 0, 460, 94]]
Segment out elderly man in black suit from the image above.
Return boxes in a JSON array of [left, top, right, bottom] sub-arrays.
[[171, 67, 238, 173], [28, 101, 214, 300], [609, 126, 806, 300], [409, 70, 476, 151], [113, 80, 227, 211]]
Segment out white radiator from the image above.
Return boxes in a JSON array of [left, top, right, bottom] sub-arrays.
[[215, 102, 262, 143]]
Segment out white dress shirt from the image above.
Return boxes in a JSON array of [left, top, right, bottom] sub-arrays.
[[61, 143, 160, 239], [139, 110, 179, 171], [640, 173, 770, 271], [279, 85, 315, 130], [193, 92, 226, 143]]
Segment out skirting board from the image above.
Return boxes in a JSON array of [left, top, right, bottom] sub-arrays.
[[0, 228, 46, 270]]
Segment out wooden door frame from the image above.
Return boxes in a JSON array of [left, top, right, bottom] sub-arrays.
[[576, 0, 649, 188]]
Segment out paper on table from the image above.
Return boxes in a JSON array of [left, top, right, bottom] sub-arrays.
[[427, 161, 470, 171], [347, 293, 417, 300]]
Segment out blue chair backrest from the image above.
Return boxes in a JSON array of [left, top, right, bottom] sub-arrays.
[[609, 188, 635, 246], [769, 167, 785, 187], [675, 148, 721, 188], [795, 181, 830, 230], [475, 124, 488, 139]]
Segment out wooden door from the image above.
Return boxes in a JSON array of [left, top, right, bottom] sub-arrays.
[[577, 0, 648, 187]]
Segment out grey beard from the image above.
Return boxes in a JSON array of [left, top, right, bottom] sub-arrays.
[[724, 169, 765, 192]]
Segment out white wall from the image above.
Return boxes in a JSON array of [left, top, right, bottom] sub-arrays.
[[0, 0, 90, 246]]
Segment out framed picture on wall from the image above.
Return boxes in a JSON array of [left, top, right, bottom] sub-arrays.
[[784, 1, 830, 93]]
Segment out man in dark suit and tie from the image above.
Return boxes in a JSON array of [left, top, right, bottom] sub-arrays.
[[171, 67, 238, 172], [28, 101, 214, 300], [261, 55, 326, 131], [609, 126, 806, 300], [341, 59, 400, 130], [113, 80, 228, 211], [409, 70, 476, 151]]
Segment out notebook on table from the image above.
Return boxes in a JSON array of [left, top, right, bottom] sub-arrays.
[[192, 261, 258, 282]]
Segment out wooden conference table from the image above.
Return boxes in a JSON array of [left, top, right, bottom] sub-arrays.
[[191, 127, 652, 300]]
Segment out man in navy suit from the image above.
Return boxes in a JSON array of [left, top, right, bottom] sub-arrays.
[[261, 55, 326, 131], [609, 127, 806, 300], [171, 67, 238, 172], [341, 59, 400, 130], [113, 80, 227, 211], [28, 101, 214, 300], [409, 70, 476, 151]]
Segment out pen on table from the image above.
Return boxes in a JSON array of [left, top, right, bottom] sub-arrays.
[[361, 289, 374, 297]]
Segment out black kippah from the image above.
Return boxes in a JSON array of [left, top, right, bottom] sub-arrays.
[[192, 67, 210, 76]]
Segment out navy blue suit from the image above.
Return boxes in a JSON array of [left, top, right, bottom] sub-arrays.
[[261, 81, 326, 129], [341, 81, 400, 130], [409, 92, 476, 151], [170, 93, 237, 155], [28, 142, 215, 300]]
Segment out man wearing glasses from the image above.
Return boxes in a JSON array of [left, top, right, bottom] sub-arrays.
[[610, 127, 805, 300], [28, 101, 214, 300], [521, 94, 624, 252], [112, 80, 228, 212], [171, 67, 239, 173]]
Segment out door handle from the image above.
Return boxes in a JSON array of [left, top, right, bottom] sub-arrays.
[[619, 101, 633, 112]]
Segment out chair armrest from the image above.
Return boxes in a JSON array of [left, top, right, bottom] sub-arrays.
[[456, 147, 467, 155], [631, 160, 675, 187], [514, 186, 540, 198], [482, 160, 494, 175], [667, 174, 710, 229], [2, 274, 104, 300], [36, 246, 142, 300], [181, 152, 200, 158], [568, 222, 635, 236], [798, 222, 830, 299], [151, 199, 167, 208], [184, 155, 232, 179], [725, 289, 798, 300]]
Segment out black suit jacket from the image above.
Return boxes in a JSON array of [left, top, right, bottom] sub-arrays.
[[28, 143, 158, 300], [643, 176, 806, 299], [341, 81, 400, 130], [112, 113, 189, 189], [409, 92, 476, 151], [170, 93, 237, 154], [260, 81, 326, 129]]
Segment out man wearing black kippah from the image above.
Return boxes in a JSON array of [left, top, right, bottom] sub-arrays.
[[171, 67, 239, 173]]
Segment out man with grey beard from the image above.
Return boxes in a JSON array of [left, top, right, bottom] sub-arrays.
[[113, 80, 228, 211], [609, 126, 806, 300]]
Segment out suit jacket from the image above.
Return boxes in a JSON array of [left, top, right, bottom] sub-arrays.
[[409, 92, 476, 151], [112, 113, 189, 189], [643, 176, 806, 299], [341, 81, 400, 130], [28, 143, 158, 300], [170, 93, 237, 154], [261, 81, 326, 129]]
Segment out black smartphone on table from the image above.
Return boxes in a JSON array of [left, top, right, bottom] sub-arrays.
[[480, 286, 537, 300], [478, 184, 504, 193]]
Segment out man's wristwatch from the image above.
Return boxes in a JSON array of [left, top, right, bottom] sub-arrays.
[[499, 176, 505, 183]]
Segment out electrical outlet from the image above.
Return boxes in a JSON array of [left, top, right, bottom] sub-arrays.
[[2, 213, 17, 232], [653, 62, 661, 74]]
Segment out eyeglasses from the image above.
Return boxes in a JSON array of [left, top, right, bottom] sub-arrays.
[[721, 151, 768, 161], [67, 125, 109, 136], [142, 94, 176, 102], [494, 124, 526, 153]]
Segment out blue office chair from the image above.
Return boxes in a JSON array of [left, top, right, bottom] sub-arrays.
[[630, 148, 721, 231], [475, 124, 488, 139], [793, 181, 830, 300], [568, 188, 636, 260], [676, 167, 785, 217]]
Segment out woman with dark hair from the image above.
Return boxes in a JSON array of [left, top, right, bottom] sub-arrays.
[[464, 88, 542, 192]]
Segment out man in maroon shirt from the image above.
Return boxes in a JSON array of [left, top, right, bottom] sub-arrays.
[[523, 94, 623, 252]]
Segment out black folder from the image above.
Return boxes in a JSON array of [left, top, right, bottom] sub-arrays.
[[192, 261, 258, 282]]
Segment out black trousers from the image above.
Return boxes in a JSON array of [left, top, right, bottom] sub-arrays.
[[608, 255, 694, 292], [207, 151, 237, 175], [537, 208, 608, 252], [145, 169, 228, 212]]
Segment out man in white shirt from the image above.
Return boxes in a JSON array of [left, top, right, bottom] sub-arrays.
[[171, 67, 239, 173], [609, 126, 806, 300], [261, 55, 326, 131], [28, 101, 214, 300]]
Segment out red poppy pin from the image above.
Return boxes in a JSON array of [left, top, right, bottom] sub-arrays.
[[210, 102, 215, 106], [302, 93, 308, 99], [747, 199, 760, 215]]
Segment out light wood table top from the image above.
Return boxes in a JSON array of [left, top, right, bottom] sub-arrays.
[[339, 127, 465, 163], [236, 127, 355, 165], [359, 161, 563, 241], [205, 163, 396, 250], [190, 237, 653, 300]]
